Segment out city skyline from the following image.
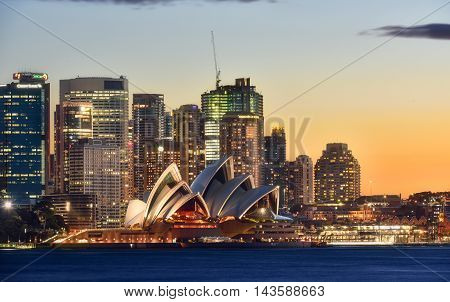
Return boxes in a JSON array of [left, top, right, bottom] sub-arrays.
[[1, 0, 450, 197]]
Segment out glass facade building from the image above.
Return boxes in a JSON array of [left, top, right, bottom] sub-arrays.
[[55, 101, 93, 193], [59, 77, 129, 223], [60, 77, 129, 148], [0, 73, 50, 207], [201, 78, 263, 165], [132, 94, 165, 200]]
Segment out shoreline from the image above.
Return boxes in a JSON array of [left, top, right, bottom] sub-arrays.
[[1, 241, 450, 250]]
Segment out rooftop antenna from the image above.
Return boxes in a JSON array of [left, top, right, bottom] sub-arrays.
[[211, 30, 221, 88]]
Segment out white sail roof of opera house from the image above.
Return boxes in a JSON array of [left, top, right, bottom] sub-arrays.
[[124, 157, 285, 229]]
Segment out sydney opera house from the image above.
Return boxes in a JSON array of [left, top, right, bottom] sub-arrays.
[[60, 157, 303, 245]]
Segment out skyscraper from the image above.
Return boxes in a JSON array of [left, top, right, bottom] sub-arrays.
[[172, 104, 205, 184], [286, 155, 314, 206], [60, 76, 129, 223], [314, 143, 361, 204], [263, 127, 287, 205], [132, 94, 165, 199], [68, 140, 122, 229], [54, 101, 93, 193], [0, 72, 50, 207], [219, 112, 262, 186], [60, 77, 129, 147], [201, 78, 263, 165]]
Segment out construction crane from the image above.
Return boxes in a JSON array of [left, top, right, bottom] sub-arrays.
[[211, 30, 221, 88]]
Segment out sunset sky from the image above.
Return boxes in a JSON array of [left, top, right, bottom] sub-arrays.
[[1, 0, 449, 197]]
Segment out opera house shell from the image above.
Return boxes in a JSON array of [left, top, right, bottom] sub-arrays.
[[124, 156, 289, 239]]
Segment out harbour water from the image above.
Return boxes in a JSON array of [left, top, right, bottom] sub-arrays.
[[1, 246, 449, 282]]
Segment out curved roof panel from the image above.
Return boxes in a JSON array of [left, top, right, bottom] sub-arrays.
[[142, 163, 182, 225], [190, 156, 234, 196], [208, 174, 254, 217], [159, 193, 210, 221], [144, 180, 191, 227], [124, 199, 146, 228], [220, 185, 279, 219]]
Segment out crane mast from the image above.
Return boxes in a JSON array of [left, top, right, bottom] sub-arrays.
[[211, 30, 221, 88]]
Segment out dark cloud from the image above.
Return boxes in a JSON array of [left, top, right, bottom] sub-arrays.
[[363, 23, 450, 40], [40, 0, 272, 5]]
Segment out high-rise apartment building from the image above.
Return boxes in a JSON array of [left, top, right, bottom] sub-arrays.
[[219, 112, 262, 186], [263, 127, 287, 205], [0, 72, 50, 207], [172, 104, 205, 184], [286, 155, 314, 206], [68, 140, 122, 229], [132, 94, 165, 199], [201, 78, 263, 165], [314, 143, 361, 204]]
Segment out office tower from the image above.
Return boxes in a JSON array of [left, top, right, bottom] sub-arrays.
[[219, 112, 262, 186], [163, 111, 173, 140], [201, 78, 263, 165], [263, 127, 287, 206], [172, 104, 205, 184], [144, 140, 181, 193], [54, 101, 93, 193], [132, 94, 165, 199], [60, 77, 129, 147], [314, 143, 361, 204], [60, 77, 129, 207], [0, 72, 50, 207], [68, 140, 122, 229], [286, 155, 314, 206], [42, 194, 97, 231]]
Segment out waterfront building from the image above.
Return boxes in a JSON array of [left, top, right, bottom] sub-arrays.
[[132, 94, 165, 200], [201, 78, 263, 165], [286, 155, 314, 206], [125, 156, 289, 240], [0, 72, 50, 207], [263, 127, 287, 206], [68, 140, 122, 229], [172, 104, 205, 183], [56, 156, 303, 245], [219, 113, 262, 186], [54, 101, 93, 193], [314, 143, 360, 204], [43, 193, 97, 231], [143, 139, 181, 193]]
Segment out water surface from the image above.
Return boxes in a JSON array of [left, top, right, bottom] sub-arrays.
[[1, 247, 449, 282]]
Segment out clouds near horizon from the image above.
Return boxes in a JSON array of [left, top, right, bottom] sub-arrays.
[[364, 23, 450, 40]]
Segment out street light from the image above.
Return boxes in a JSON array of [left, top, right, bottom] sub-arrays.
[[4, 201, 12, 209]]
